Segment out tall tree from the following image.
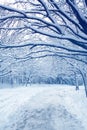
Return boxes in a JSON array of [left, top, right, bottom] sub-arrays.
[[0, 0, 87, 52]]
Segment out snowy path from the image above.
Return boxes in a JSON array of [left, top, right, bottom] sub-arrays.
[[0, 85, 87, 130], [0, 85, 48, 129]]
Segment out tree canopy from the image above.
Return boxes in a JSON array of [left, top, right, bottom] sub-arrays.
[[0, 0, 87, 94]]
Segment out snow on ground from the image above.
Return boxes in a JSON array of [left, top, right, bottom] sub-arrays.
[[0, 84, 87, 130]]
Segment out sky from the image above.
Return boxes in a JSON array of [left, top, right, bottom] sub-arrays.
[[0, 0, 14, 4]]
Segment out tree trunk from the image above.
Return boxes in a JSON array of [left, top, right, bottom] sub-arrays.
[[75, 78, 79, 91], [81, 72, 87, 97], [74, 72, 79, 91]]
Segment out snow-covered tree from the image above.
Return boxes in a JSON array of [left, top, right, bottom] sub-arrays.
[[0, 0, 87, 52], [0, 0, 87, 97]]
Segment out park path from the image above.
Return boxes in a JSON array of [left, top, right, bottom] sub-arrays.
[[0, 85, 87, 130]]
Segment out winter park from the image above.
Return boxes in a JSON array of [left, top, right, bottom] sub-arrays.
[[0, 0, 87, 130]]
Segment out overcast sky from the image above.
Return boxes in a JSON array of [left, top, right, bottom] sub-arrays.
[[0, 0, 14, 4], [0, 0, 8, 3]]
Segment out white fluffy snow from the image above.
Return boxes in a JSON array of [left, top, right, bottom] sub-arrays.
[[0, 84, 87, 130]]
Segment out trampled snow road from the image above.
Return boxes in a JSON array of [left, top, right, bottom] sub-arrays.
[[0, 85, 87, 130]]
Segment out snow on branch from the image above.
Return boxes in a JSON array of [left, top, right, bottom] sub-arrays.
[[0, 4, 26, 16], [66, 0, 87, 34], [0, 0, 87, 52], [0, 42, 87, 54]]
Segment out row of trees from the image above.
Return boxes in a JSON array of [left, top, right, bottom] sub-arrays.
[[0, 55, 86, 92]]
